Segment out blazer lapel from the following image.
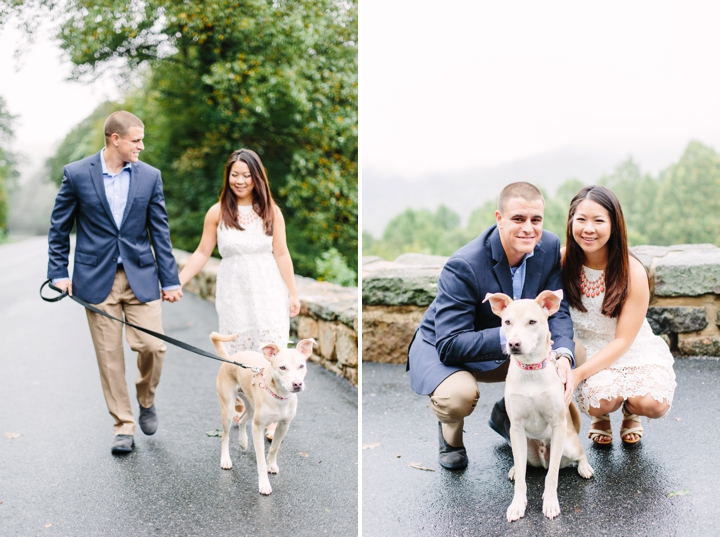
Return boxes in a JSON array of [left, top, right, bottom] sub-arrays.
[[522, 240, 545, 299], [89, 153, 117, 229], [120, 163, 141, 229], [489, 227, 514, 296]]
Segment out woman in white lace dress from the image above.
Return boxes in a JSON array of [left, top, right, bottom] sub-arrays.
[[179, 148, 300, 346], [180, 149, 300, 438], [561, 185, 676, 445], [179, 149, 301, 438]]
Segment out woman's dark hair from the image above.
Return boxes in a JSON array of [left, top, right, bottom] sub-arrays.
[[562, 185, 631, 318], [219, 148, 274, 235]]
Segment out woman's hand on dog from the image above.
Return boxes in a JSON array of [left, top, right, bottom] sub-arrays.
[[555, 357, 575, 405]]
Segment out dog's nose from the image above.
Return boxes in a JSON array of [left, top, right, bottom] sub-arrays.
[[508, 340, 522, 353], [292, 381, 304, 391]]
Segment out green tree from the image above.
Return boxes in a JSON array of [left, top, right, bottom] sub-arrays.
[[46, 101, 119, 183], [379, 207, 436, 257], [16, 0, 357, 282], [646, 141, 720, 246], [362, 229, 396, 261], [466, 200, 497, 238], [0, 96, 20, 236], [367, 205, 467, 260], [598, 158, 658, 245], [542, 179, 586, 241]]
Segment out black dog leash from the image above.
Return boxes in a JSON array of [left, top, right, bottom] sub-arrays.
[[39, 280, 261, 372]]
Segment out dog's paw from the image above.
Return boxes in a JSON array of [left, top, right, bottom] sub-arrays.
[[506, 499, 526, 522], [238, 432, 248, 451], [220, 457, 233, 470], [258, 480, 273, 495], [268, 462, 279, 474], [542, 493, 561, 520], [578, 459, 594, 479], [508, 466, 516, 481]]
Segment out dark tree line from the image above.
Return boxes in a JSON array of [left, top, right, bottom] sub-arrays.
[[0, 96, 19, 238], [364, 141, 720, 261]]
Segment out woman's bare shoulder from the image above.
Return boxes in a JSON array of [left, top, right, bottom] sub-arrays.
[[629, 255, 648, 277], [206, 203, 221, 222], [628, 255, 650, 296]]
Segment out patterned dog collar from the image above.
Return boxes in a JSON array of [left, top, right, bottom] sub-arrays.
[[514, 351, 555, 371], [258, 375, 292, 400]]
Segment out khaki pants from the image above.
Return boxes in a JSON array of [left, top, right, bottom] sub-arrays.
[[430, 342, 587, 447], [85, 267, 166, 435]]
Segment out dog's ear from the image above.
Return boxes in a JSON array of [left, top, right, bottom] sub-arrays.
[[261, 343, 281, 361], [296, 338, 316, 359], [483, 292, 513, 317], [535, 289, 563, 316]]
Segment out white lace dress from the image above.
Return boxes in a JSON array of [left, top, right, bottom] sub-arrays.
[[572, 266, 677, 415], [215, 205, 289, 353]]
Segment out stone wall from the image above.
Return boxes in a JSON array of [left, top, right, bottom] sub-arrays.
[[174, 250, 358, 386], [362, 245, 720, 364]]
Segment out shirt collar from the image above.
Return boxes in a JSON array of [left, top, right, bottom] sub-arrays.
[[510, 250, 534, 275], [100, 148, 132, 176]]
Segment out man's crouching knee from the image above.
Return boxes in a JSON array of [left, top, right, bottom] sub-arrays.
[[430, 371, 480, 422]]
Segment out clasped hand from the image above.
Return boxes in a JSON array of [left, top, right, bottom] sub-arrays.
[[162, 288, 183, 302]]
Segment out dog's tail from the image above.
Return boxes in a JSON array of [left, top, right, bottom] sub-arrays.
[[210, 332, 237, 360]]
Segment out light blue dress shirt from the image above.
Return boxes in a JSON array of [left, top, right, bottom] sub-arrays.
[[100, 148, 131, 262]]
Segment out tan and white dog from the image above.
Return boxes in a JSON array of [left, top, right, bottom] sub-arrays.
[[484, 290, 593, 522], [211, 332, 316, 495]]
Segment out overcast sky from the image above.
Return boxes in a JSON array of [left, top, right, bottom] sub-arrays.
[[361, 0, 720, 178], [0, 21, 117, 179], [2, 2, 720, 183]]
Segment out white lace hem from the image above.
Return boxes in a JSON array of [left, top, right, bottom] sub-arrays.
[[575, 364, 677, 415], [226, 329, 290, 354]]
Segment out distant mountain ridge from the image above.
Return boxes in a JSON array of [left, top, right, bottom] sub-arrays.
[[363, 146, 678, 236]]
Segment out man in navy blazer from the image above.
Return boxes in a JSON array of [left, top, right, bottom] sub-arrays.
[[48, 111, 182, 454], [408, 182, 579, 470]]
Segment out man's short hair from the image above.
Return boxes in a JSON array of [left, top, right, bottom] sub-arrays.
[[497, 182, 545, 214], [104, 111, 144, 145]]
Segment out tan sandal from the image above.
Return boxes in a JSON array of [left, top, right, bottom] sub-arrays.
[[588, 414, 612, 445], [621, 402, 643, 444]]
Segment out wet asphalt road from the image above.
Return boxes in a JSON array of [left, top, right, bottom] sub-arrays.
[[363, 360, 720, 537], [0, 236, 358, 536]]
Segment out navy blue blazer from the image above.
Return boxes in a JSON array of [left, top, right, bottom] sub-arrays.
[[47, 151, 180, 304], [408, 225, 574, 395]]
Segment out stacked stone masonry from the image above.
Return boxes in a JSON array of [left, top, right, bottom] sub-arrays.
[[362, 245, 720, 364], [174, 250, 358, 386]]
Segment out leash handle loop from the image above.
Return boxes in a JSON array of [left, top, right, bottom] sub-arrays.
[[40, 279, 69, 302]]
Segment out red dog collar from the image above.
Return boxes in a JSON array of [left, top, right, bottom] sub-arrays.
[[514, 351, 556, 371]]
